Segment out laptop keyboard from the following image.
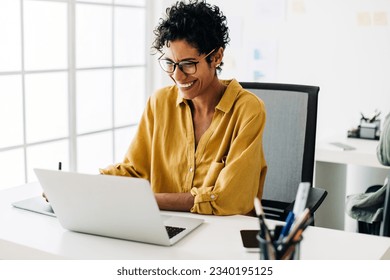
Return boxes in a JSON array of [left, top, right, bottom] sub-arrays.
[[165, 226, 186, 239]]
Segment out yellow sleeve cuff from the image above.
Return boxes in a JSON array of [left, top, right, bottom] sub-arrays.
[[190, 187, 218, 214]]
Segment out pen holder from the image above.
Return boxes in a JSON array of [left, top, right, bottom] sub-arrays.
[[257, 231, 302, 260]]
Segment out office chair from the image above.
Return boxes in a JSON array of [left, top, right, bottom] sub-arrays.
[[240, 82, 327, 222], [357, 175, 390, 237]]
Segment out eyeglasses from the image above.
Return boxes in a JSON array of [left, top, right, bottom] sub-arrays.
[[158, 49, 215, 75]]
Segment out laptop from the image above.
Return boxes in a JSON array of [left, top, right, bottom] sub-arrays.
[[15, 168, 204, 246]]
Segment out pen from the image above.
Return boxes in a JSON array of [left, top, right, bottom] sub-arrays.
[[289, 216, 313, 244], [278, 208, 311, 254], [280, 215, 314, 260], [277, 211, 295, 242], [283, 208, 311, 244], [254, 198, 272, 241], [43, 162, 61, 203], [280, 243, 296, 260], [369, 110, 381, 123]]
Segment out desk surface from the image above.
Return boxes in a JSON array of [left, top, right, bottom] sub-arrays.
[[1, 183, 390, 260], [316, 138, 390, 168]]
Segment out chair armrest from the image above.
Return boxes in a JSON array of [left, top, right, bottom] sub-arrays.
[[285, 187, 328, 215], [306, 187, 328, 214], [261, 188, 328, 222]]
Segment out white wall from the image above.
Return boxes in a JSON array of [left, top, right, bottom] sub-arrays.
[[151, 0, 390, 141]]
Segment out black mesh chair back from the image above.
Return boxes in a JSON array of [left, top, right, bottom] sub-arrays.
[[240, 82, 327, 221]]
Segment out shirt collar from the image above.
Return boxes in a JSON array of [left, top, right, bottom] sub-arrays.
[[175, 87, 187, 107], [215, 79, 240, 113], [175, 79, 241, 111]]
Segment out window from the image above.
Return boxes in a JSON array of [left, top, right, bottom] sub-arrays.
[[0, 0, 146, 190]]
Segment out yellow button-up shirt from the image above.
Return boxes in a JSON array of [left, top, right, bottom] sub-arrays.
[[100, 79, 267, 215]]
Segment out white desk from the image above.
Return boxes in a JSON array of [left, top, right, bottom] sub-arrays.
[[316, 138, 389, 168], [315, 138, 390, 231], [1, 183, 390, 260]]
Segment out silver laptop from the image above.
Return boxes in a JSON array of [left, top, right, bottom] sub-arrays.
[[18, 168, 204, 246]]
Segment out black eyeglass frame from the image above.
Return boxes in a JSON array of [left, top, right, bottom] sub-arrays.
[[158, 49, 216, 75]]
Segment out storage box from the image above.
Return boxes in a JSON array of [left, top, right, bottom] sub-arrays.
[[359, 120, 380, 139]]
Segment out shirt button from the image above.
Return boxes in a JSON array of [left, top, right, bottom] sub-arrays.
[[210, 194, 215, 200], [189, 167, 193, 172]]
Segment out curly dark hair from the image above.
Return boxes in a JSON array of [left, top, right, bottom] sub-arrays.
[[152, 0, 230, 71]]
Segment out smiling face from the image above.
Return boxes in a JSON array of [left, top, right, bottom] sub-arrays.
[[161, 40, 223, 101]]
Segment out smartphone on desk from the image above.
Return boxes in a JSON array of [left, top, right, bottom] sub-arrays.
[[240, 230, 260, 252]]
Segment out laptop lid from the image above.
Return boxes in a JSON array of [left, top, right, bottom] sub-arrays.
[[32, 168, 203, 246]]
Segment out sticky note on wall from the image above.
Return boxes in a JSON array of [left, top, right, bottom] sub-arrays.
[[292, 0, 306, 14], [373, 12, 388, 26], [356, 11, 388, 26], [357, 12, 371, 26]]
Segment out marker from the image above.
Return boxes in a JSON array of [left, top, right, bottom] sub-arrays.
[[58, 161, 62, 171], [293, 182, 310, 216]]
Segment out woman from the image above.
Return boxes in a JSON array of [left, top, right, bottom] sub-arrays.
[[100, 0, 267, 215]]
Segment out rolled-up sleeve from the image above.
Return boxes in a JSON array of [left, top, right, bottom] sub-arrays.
[[190, 103, 267, 215]]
